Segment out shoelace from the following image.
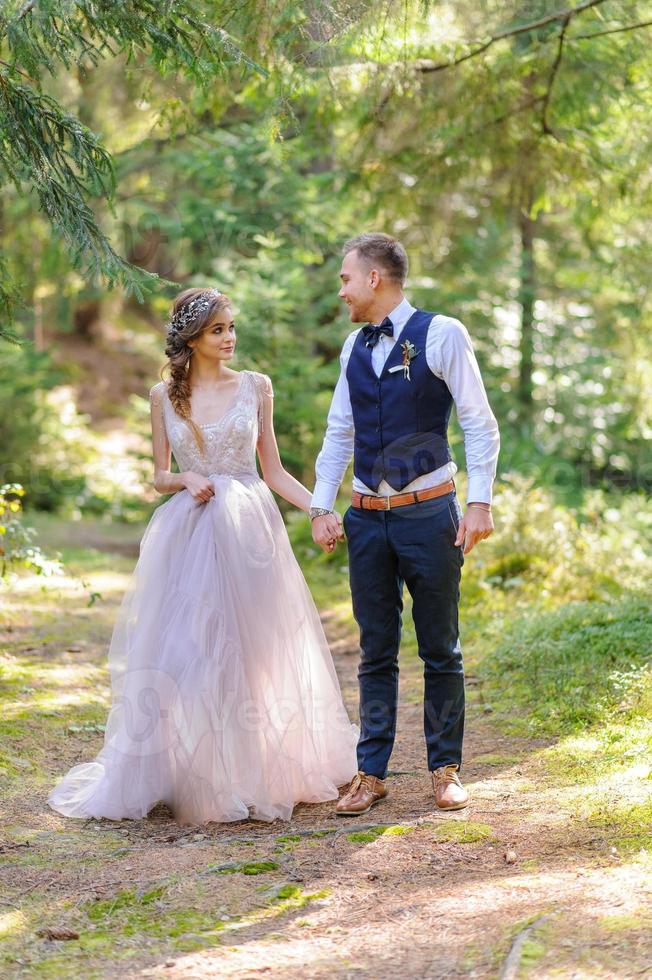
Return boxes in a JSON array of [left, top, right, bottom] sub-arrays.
[[348, 772, 376, 795], [434, 765, 462, 787]]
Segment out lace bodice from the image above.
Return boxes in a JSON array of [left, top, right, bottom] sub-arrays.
[[149, 370, 272, 478]]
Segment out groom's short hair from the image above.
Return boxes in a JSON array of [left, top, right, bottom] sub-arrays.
[[343, 233, 408, 285]]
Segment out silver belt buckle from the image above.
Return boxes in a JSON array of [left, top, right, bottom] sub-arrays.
[[382, 495, 392, 510]]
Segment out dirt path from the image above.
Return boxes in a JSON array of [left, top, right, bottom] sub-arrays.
[[1, 535, 651, 979]]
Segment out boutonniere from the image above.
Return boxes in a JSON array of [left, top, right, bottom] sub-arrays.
[[388, 340, 420, 380]]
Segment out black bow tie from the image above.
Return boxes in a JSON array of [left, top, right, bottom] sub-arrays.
[[362, 317, 393, 348]]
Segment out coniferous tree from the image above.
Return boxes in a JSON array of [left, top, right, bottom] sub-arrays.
[[0, 0, 348, 340]]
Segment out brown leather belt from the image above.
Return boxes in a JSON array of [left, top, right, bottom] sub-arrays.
[[352, 479, 456, 511]]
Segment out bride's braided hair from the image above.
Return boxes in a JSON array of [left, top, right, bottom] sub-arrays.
[[163, 287, 231, 455]]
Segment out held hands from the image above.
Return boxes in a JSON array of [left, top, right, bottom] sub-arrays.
[[455, 504, 494, 555], [183, 471, 215, 504], [311, 512, 345, 554]]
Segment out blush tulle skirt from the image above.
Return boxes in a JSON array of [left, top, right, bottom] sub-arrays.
[[48, 474, 359, 825]]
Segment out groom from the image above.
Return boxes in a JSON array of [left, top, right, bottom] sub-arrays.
[[310, 233, 500, 815]]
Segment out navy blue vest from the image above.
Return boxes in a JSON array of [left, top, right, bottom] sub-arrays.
[[346, 309, 453, 492]]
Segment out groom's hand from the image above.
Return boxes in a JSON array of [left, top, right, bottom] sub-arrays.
[[455, 506, 494, 555], [312, 513, 344, 553]]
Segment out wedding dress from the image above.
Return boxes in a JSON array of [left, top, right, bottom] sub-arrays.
[[48, 370, 358, 824]]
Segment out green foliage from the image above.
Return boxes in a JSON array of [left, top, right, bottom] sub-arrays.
[[456, 476, 652, 736], [2, 1, 651, 500], [464, 474, 652, 606], [0, 342, 156, 518], [0, 483, 62, 579], [0, 357, 84, 513], [480, 595, 651, 735], [0, 0, 319, 329], [326, 1, 652, 488], [2, 1, 270, 81]]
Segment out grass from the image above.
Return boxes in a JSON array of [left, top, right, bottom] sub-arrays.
[[477, 596, 651, 736], [585, 798, 652, 854], [598, 911, 652, 933]]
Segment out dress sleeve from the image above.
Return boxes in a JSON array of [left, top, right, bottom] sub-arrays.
[[149, 382, 165, 416], [256, 373, 274, 434], [150, 382, 170, 438]]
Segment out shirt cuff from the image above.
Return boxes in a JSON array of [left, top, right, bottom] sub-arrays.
[[466, 475, 494, 506], [310, 481, 340, 511]]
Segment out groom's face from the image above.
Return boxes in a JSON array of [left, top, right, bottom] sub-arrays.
[[339, 250, 376, 323]]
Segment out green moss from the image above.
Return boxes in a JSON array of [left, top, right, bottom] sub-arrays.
[[86, 885, 167, 921], [426, 820, 496, 844], [272, 886, 331, 912], [586, 799, 652, 852], [206, 859, 279, 875], [242, 861, 279, 875], [274, 834, 303, 853], [481, 911, 556, 978], [83, 890, 230, 950], [19, 956, 105, 979], [347, 823, 413, 843], [598, 912, 652, 933], [521, 859, 540, 871], [519, 937, 546, 968], [53, 878, 331, 970]]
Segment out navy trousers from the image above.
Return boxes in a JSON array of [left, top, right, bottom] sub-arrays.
[[342, 488, 465, 779]]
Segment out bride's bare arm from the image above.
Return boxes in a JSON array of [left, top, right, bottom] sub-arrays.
[[149, 384, 213, 500], [150, 384, 187, 493], [255, 375, 312, 513]]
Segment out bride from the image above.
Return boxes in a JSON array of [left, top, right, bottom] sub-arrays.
[[48, 287, 359, 825]]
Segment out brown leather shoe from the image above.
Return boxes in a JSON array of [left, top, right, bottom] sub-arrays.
[[335, 771, 388, 816], [431, 764, 469, 810]]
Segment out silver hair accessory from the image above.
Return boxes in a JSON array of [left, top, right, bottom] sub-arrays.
[[167, 288, 223, 334]]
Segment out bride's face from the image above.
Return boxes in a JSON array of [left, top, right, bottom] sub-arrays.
[[188, 307, 236, 360]]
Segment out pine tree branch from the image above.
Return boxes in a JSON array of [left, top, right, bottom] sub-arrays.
[[482, 94, 547, 134], [571, 19, 652, 40], [0, 58, 35, 81], [4, 1, 269, 82], [0, 252, 24, 343], [0, 77, 115, 197], [416, 0, 608, 74], [0, 72, 162, 301], [0, 1, 278, 329]]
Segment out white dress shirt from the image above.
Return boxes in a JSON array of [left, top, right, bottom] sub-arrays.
[[311, 297, 500, 511]]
